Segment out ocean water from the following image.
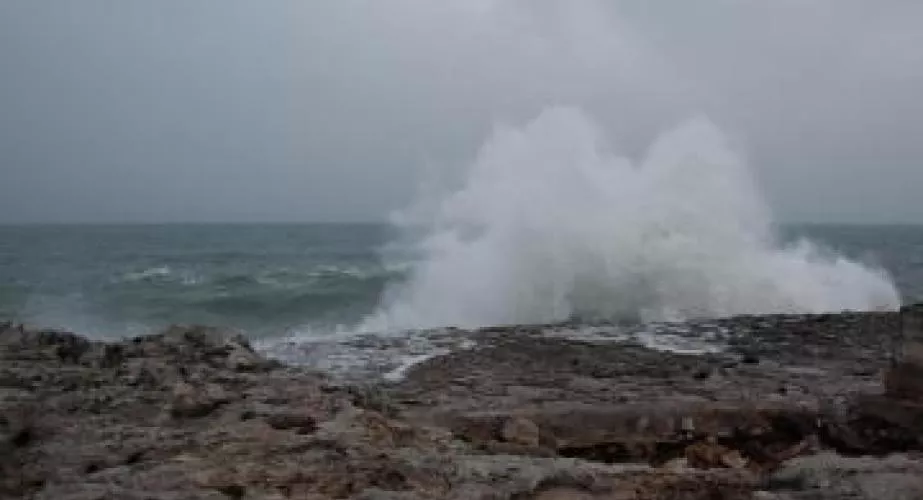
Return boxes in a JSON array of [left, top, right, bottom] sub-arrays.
[[0, 223, 397, 338], [1, 109, 920, 343], [0, 222, 921, 340]]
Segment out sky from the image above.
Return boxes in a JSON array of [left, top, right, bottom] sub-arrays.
[[1, 1, 922, 224]]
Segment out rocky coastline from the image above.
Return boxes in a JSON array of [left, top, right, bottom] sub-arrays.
[[2, 306, 923, 499]]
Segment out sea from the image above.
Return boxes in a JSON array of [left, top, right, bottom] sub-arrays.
[[3, 111, 918, 380], [1, 223, 921, 339], [1, 222, 921, 380], [0, 223, 397, 338]]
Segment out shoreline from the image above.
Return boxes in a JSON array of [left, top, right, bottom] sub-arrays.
[[2, 307, 923, 499]]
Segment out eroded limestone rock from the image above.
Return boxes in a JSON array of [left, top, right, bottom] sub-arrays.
[[1, 308, 922, 499]]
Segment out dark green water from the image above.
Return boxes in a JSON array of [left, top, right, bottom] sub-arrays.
[[0, 224, 398, 337], [1, 223, 921, 338]]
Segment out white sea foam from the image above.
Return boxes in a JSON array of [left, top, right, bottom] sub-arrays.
[[382, 351, 449, 382], [256, 325, 476, 381], [119, 266, 202, 286], [122, 266, 173, 282], [362, 107, 900, 331]]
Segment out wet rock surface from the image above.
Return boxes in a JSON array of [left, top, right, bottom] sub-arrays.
[[1, 307, 922, 499]]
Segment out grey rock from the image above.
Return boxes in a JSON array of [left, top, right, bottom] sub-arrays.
[[168, 381, 230, 418], [501, 417, 541, 448], [264, 410, 318, 433], [770, 453, 923, 500], [1, 308, 922, 499]]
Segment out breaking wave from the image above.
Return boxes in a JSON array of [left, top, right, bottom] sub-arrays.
[[363, 107, 900, 331]]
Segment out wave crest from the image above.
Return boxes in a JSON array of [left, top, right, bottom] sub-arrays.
[[363, 107, 900, 331]]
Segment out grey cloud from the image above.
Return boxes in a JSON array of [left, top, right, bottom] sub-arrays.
[[1, 1, 921, 223]]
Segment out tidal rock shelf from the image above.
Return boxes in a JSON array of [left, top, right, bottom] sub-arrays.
[[1, 307, 923, 499]]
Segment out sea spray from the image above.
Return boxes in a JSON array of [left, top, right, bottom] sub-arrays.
[[362, 107, 900, 331]]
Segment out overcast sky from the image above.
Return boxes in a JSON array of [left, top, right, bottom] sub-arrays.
[[1, 1, 921, 224]]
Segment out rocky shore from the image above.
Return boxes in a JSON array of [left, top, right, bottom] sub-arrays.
[[2, 306, 923, 499]]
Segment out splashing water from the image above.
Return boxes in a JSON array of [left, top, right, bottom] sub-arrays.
[[362, 107, 900, 331]]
